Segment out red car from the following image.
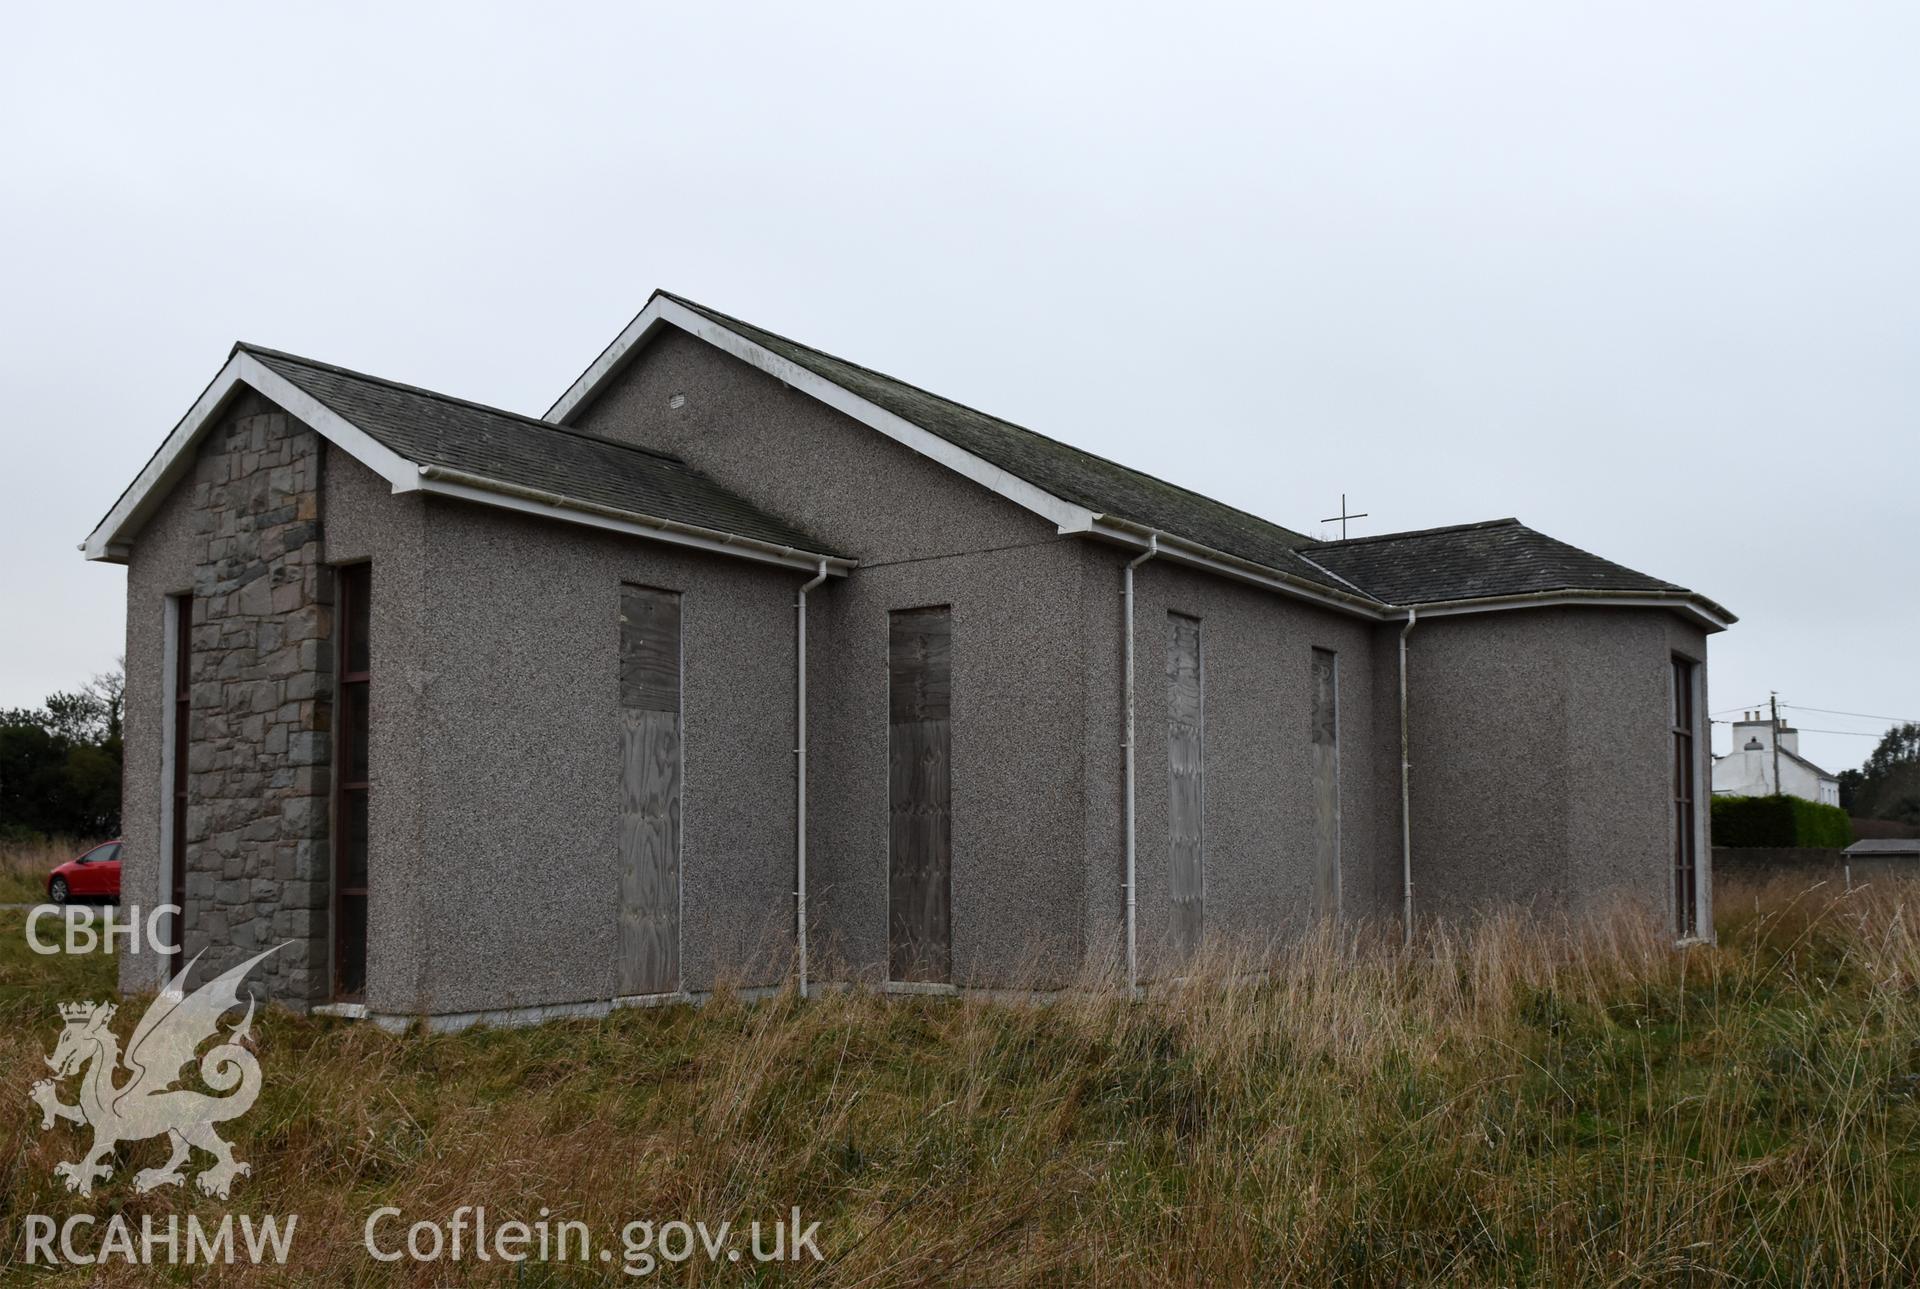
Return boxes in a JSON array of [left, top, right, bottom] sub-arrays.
[[47, 840, 122, 905]]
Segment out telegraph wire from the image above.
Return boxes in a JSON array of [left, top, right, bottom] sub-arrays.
[[1783, 703, 1920, 726]]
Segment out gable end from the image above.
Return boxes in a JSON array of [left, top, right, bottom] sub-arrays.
[[82, 351, 422, 563], [546, 294, 1102, 536]]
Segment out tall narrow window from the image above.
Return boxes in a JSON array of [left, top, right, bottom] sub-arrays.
[[165, 594, 192, 963], [889, 606, 952, 984], [1671, 656, 1699, 938], [1310, 647, 1340, 919], [1167, 613, 1204, 954], [618, 584, 683, 997], [333, 564, 371, 1000]]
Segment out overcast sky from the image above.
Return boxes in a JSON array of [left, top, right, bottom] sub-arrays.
[[2, 2, 1914, 774]]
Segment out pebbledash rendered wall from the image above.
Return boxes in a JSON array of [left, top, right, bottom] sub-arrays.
[[364, 467, 808, 1016], [571, 331, 1406, 988], [121, 391, 336, 1002], [568, 329, 1715, 986], [573, 328, 1102, 988], [1092, 557, 1393, 981], [1402, 607, 1708, 927]]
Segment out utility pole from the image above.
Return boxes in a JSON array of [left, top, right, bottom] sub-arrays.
[[1770, 692, 1783, 797]]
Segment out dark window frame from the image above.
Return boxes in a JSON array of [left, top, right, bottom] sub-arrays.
[[167, 594, 192, 962], [332, 563, 371, 1001], [1671, 656, 1700, 938]]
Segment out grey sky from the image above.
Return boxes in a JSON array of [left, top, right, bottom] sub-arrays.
[[3, 2, 1914, 776]]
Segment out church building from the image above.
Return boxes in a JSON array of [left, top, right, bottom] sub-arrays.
[[86, 291, 1732, 1027]]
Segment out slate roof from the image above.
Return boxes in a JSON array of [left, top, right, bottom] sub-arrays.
[[240, 345, 836, 556], [658, 294, 1356, 594], [1843, 838, 1920, 856], [1300, 518, 1726, 613], [655, 295, 1726, 619]]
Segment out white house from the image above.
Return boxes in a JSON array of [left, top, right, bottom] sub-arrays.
[[1712, 712, 1840, 805]]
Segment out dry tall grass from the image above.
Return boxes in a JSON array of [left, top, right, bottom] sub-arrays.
[[2, 876, 1917, 1285], [0, 835, 88, 905]]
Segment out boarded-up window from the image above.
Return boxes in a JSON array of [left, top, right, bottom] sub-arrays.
[[619, 586, 683, 996], [1310, 647, 1340, 919], [333, 565, 370, 1000], [1167, 613, 1204, 954], [889, 607, 952, 984]]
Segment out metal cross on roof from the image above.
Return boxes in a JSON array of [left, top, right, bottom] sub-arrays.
[[1321, 493, 1369, 541]]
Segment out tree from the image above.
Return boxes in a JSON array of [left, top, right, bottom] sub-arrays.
[[1849, 722, 1920, 828], [0, 662, 124, 838], [91, 664, 125, 741]]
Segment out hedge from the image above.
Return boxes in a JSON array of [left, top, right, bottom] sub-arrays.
[[1711, 794, 1854, 848]]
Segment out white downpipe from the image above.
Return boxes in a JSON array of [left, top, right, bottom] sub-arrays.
[[1399, 607, 1418, 948], [795, 559, 829, 998], [1122, 534, 1160, 994]]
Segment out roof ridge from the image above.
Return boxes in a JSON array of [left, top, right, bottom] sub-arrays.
[[1305, 517, 1523, 549], [1290, 551, 1382, 600], [237, 342, 691, 468], [659, 291, 1315, 546]]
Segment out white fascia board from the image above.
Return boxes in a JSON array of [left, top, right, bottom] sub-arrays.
[[234, 353, 421, 491], [544, 302, 671, 423], [81, 351, 422, 562], [1407, 592, 1734, 633], [1087, 517, 1732, 632], [1086, 518, 1391, 621], [83, 353, 245, 561], [544, 301, 1735, 630], [414, 468, 853, 576], [83, 347, 841, 578], [545, 296, 1101, 535]]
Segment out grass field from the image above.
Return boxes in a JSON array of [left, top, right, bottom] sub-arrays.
[[0, 836, 80, 906], [2, 877, 1918, 1284]]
